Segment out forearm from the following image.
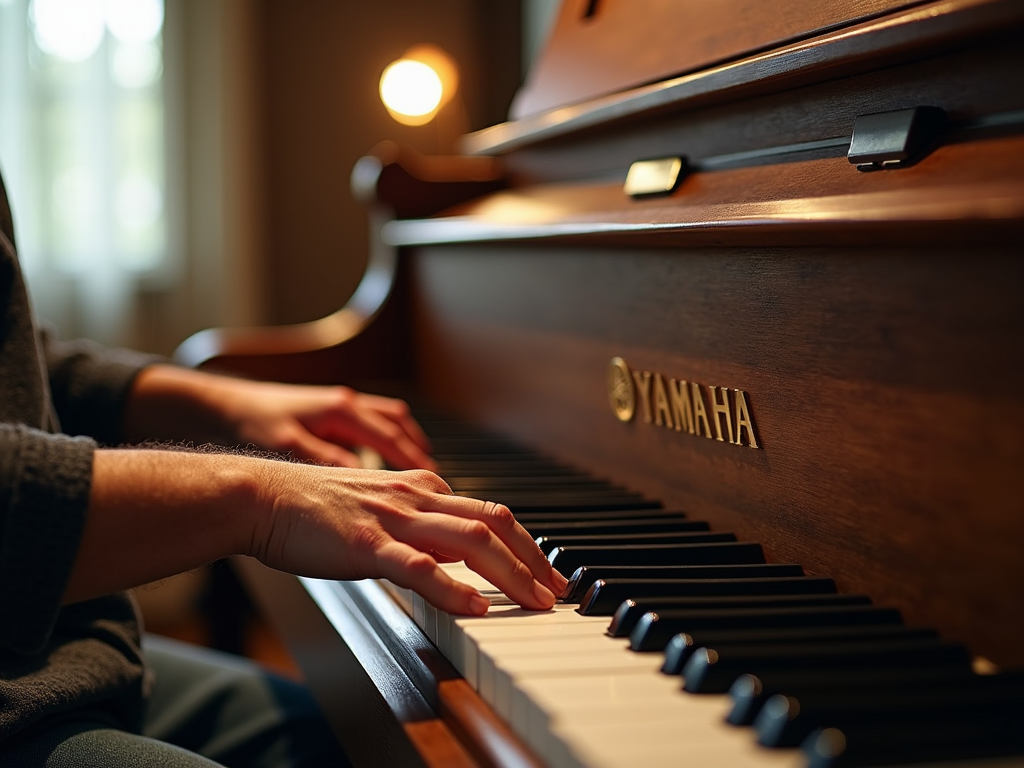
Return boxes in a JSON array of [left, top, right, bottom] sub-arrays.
[[64, 448, 263, 604], [120, 364, 244, 445]]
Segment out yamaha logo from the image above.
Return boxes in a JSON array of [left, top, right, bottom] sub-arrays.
[[606, 357, 760, 449]]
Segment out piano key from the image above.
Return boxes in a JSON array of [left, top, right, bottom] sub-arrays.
[[579, 576, 838, 615], [725, 664, 981, 725], [607, 593, 872, 637], [450, 475, 623, 492], [802, 718, 1024, 768], [530, 684, 791, 768], [550, 541, 766, 578], [664, 623, 938, 676], [563, 563, 806, 602], [517, 508, 689, 524], [755, 673, 1024, 747], [537, 530, 736, 555], [480, 492, 663, 513], [525, 515, 705, 537], [630, 605, 904, 652], [681, 638, 972, 693]]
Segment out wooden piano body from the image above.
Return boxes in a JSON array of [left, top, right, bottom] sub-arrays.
[[175, 0, 1024, 765]]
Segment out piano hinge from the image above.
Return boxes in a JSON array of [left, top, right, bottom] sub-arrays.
[[847, 106, 946, 172], [624, 156, 689, 198]]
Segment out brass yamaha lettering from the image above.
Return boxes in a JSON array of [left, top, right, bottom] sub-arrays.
[[606, 358, 760, 449]]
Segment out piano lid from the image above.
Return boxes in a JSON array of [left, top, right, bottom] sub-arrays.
[[511, 0, 927, 120]]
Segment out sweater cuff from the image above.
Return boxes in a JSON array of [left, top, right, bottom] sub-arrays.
[[44, 335, 164, 445], [0, 426, 94, 653]]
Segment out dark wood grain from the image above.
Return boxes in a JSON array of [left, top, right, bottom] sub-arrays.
[[409, 242, 1024, 667], [511, 0, 922, 120], [232, 560, 440, 768], [476, 0, 1024, 154]]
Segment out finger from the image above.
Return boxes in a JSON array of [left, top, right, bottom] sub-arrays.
[[319, 406, 437, 472], [422, 496, 567, 596], [358, 394, 433, 453], [390, 511, 556, 611], [374, 540, 490, 616]]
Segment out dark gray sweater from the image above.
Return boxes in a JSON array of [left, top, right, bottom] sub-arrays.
[[0, 172, 155, 742]]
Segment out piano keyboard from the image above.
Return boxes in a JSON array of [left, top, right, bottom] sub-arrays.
[[383, 410, 1024, 768]]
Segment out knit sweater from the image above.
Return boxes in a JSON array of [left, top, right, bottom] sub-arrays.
[[0, 171, 155, 742]]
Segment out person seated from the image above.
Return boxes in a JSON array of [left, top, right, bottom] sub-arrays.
[[0, 172, 567, 767]]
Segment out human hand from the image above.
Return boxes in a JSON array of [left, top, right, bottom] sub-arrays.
[[217, 380, 436, 471], [251, 465, 568, 614], [125, 366, 436, 470]]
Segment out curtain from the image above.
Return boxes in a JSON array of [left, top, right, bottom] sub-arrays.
[[0, 0, 170, 348]]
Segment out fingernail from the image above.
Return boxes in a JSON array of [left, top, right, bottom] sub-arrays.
[[469, 594, 490, 614], [551, 569, 569, 592], [533, 580, 556, 608]]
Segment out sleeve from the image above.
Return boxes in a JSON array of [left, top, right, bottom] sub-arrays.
[[40, 327, 164, 445], [0, 424, 94, 653]]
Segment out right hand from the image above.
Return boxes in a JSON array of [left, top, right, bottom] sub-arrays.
[[250, 465, 568, 615]]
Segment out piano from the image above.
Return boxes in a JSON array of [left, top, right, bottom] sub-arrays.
[[173, 0, 1024, 765]]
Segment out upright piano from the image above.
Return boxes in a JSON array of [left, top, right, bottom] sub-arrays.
[[175, 0, 1024, 765]]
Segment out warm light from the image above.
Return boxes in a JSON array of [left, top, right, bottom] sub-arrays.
[[28, 0, 164, 63], [379, 45, 458, 127], [379, 59, 443, 124]]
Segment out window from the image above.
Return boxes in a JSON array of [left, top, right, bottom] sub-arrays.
[[0, 0, 169, 344]]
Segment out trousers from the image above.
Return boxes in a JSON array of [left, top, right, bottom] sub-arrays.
[[0, 635, 350, 768]]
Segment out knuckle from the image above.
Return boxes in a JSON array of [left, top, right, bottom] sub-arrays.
[[333, 386, 355, 407], [463, 520, 492, 545], [484, 502, 515, 529], [402, 469, 451, 494], [403, 551, 437, 578]]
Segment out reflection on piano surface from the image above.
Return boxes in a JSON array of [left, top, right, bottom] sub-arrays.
[[176, 0, 1024, 765]]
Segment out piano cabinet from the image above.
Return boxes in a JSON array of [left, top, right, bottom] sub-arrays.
[[175, 0, 1024, 765]]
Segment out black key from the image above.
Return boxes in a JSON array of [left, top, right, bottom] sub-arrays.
[[451, 476, 618, 492], [537, 531, 735, 556], [440, 465, 580, 478], [487, 493, 662, 513], [630, 605, 903, 652], [608, 594, 870, 637], [518, 508, 685, 525], [562, 564, 805, 602], [726, 664, 975, 725], [526, 516, 703, 537], [580, 576, 837, 615], [681, 637, 970, 693], [550, 542, 765, 578], [431, 437, 535, 454], [663, 623, 936, 676], [756, 672, 1024, 747], [802, 715, 1024, 768]]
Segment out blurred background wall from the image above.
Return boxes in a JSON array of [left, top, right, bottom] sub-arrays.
[[1, 0, 544, 356], [0, 0, 559, 647]]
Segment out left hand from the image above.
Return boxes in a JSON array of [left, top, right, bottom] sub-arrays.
[[124, 366, 436, 470], [220, 380, 436, 470]]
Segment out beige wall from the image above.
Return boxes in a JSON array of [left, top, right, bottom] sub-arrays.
[[249, 1, 522, 327]]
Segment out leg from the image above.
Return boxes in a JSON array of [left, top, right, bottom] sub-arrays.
[[0, 719, 226, 768], [143, 634, 349, 768]]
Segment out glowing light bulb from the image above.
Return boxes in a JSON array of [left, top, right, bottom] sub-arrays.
[[379, 59, 444, 125]]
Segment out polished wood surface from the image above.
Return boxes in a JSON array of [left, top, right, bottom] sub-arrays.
[[180, 0, 1024, 763], [483, 0, 1023, 155], [409, 242, 1023, 668], [510, 0, 923, 120], [234, 560, 542, 768]]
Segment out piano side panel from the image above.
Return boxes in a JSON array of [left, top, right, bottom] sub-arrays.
[[409, 240, 1024, 668]]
